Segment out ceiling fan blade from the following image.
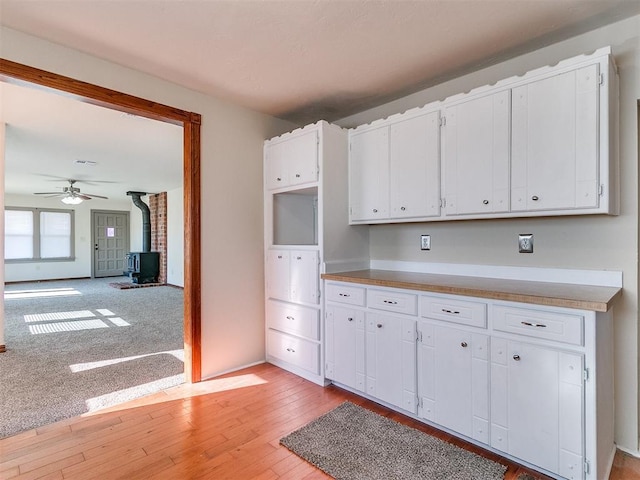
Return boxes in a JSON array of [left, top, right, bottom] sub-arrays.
[[85, 193, 109, 199], [34, 192, 64, 196], [77, 194, 93, 200]]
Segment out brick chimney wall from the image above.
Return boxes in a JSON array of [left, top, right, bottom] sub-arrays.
[[149, 192, 167, 284]]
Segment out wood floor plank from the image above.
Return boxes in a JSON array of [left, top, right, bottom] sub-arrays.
[[2, 363, 639, 480]]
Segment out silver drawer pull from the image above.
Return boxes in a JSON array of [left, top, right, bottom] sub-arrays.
[[531, 195, 539, 201], [295, 173, 301, 178], [277, 255, 283, 259], [373, 208, 378, 213], [400, 206, 406, 211], [338, 293, 351, 297], [461, 341, 468, 348], [383, 300, 398, 305], [286, 316, 295, 320], [347, 317, 354, 322], [442, 308, 460, 315], [521, 321, 547, 328], [513, 354, 521, 361], [376, 323, 383, 328], [286, 347, 296, 353], [483, 199, 489, 205], [296, 256, 302, 260]]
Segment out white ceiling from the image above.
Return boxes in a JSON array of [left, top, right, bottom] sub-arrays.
[[1, 0, 639, 199]]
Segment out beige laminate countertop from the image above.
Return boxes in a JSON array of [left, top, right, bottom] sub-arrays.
[[321, 270, 622, 313]]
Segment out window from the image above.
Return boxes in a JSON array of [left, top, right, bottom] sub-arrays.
[[5, 208, 75, 262]]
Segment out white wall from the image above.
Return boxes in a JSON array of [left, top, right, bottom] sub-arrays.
[[166, 187, 184, 287], [4, 193, 134, 282], [0, 27, 296, 379], [337, 16, 640, 453]]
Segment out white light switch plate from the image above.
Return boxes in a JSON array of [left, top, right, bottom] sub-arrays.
[[421, 235, 431, 250]]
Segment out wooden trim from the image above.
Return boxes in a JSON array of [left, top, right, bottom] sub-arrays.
[[0, 344, 5, 353], [0, 59, 202, 381]]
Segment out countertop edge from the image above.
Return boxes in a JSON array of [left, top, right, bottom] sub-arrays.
[[321, 271, 622, 313]]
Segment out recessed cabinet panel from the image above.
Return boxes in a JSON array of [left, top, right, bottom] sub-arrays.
[[349, 126, 390, 221], [266, 250, 290, 301], [444, 90, 510, 216], [290, 250, 319, 305], [325, 306, 365, 391], [511, 64, 599, 212], [390, 112, 441, 219]]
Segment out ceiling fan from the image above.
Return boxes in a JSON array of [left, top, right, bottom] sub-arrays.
[[34, 179, 108, 205]]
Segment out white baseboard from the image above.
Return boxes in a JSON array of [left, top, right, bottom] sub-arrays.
[[617, 444, 640, 458], [369, 260, 622, 288]]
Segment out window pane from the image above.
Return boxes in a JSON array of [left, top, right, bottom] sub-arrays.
[[40, 211, 71, 258], [5, 210, 34, 259]]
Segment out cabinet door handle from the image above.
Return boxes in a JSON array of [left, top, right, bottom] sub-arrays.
[[296, 256, 302, 260], [277, 255, 283, 259], [286, 316, 295, 321], [347, 317, 354, 322], [441, 308, 460, 315], [376, 323, 383, 328], [521, 321, 547, 328], [513, 354, 521, 361], [286, 347, 296, 353], [531, 195, 539, 201], [400, 206, 406, 211], [295, 173, 301, 178], [383, 300, 398, 305], [483, 199, 489, 205], [460, 341, 468, 348], [373, 208, 378, 213], [338, 293, 351, 297], [277, 177, 282, 182]]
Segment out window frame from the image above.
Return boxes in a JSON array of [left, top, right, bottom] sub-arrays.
[[4, 206, 76, 263]]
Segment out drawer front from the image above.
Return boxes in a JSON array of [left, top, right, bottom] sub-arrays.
[[326, 283, 366, 306], [267, 330, 320, 374], [267, 300, 319, 340], [421, 296, 487, 328], [493, 306, 584, 345], [368, 289, 418, 315]]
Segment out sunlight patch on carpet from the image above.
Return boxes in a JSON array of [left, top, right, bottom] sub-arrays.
[[107, 317, 130, 326], [24, 310, 95, 322], [29, 319, 109, 334], [5, 287, 81, 299], [70, 349, 184, 373]]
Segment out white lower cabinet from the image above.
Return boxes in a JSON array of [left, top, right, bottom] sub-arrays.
[[324, 280, 613, 480], [418, 321, 490, 443], [365, 312, 417, 414], [325, 305, 365, 392], [491, 338, 584, 479]]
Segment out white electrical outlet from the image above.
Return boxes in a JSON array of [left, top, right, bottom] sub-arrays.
[[421, 235, 431, 250], [518, 234, 534, 253]]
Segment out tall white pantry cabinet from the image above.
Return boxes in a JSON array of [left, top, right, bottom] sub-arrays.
[[263, 121, 368, 385]]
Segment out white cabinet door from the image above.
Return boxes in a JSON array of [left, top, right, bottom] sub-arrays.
[[365, 313, 417, 413], [491, 338, 584, 478], [287, 130, 319, 186], [266, 130, 318, 189], [511, 64, 600, 212], [325, 305, 365, 391], [266, 250, 290, 301], [290, 250, 319, 305], [389, 112, 441, 219], [349, 126, 390, 222], [444, 91, 510, 216], [418, 322, 489, 443]]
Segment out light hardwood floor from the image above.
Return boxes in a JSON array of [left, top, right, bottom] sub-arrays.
[[1, 363, 637, 479]]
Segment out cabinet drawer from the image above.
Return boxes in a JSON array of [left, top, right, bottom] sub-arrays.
[[368, 289, 417, 315], [267, 330, 320, 374], [493, 306, 584, 346], [421, 295, 487, 328], [267, 300, 319, 340], [326, 283, 366, 306]]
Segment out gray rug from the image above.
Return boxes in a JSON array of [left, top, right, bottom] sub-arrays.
[[281, 402, 507, 480], [0, 277, 184, 439]]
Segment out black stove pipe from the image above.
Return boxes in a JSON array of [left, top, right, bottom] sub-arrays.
[[127, 191, 151, 253]]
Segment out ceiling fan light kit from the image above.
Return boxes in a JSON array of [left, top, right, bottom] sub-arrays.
[[34, 179, 108, 205]]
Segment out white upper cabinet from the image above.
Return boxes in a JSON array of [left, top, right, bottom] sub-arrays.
[[443, 90, 510, 216], [512, 64, 600, 212], [266, 129, 318, 190], [390, 112, 441, 219], [349, 126, 390, 222], [348, 47, 617, 224]]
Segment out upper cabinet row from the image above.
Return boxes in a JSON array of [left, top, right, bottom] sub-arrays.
[[349, 47, 618, 224]]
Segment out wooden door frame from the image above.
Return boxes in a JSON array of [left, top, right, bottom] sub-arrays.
[[0, 59, 202, 382]]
